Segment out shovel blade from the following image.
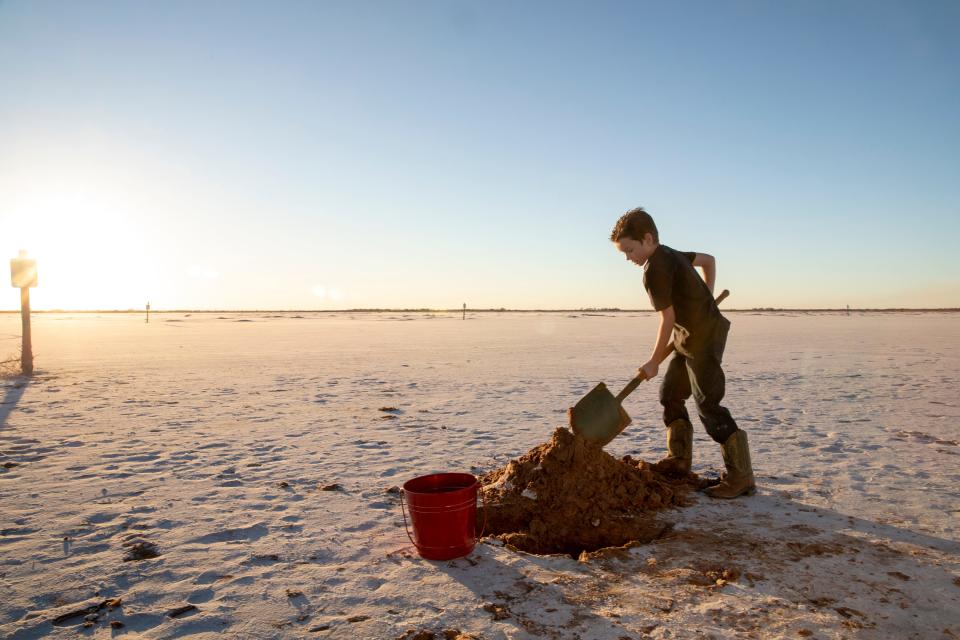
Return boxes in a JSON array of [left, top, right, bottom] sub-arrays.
[[569, 382, 633, 446]]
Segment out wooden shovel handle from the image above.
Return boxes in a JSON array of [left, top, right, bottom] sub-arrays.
[[616, 288, 731, 402], [615, 373, 647, 402]]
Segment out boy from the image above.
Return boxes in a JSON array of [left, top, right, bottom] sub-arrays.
[[610, 207, 755, 499]]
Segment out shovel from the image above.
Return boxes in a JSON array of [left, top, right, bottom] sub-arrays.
[[569, 289, 730, 446]]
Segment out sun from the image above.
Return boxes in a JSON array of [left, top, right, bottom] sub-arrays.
[[3, 192, 155, 310]]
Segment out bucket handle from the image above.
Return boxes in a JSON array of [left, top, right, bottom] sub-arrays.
[[399, 487, 488, 550], [477, 486, 488, 539], [399, 490, 417, 548]]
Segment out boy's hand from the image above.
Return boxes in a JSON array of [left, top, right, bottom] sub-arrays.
[[639, 360, 659, 381]]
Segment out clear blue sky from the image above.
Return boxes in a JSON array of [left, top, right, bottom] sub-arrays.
[[1, 1, 957, 310]]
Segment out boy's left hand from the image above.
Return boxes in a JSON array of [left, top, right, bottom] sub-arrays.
[[639, 360, 659, 380]]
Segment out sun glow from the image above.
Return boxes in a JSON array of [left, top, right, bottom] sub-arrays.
[[3, 190, 157, 310]]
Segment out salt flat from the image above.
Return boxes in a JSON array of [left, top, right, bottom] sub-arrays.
[[0, 311, 958, 639]]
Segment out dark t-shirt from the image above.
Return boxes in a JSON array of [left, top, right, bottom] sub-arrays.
[[643, 244, 728, 355]]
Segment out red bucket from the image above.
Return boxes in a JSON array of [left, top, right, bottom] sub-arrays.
[[400, 472, 486, 560]]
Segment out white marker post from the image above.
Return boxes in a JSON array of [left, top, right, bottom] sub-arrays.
[[10, 250, 38, 376]]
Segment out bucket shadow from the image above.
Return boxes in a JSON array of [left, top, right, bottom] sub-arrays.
[[0, 377, 29, 430], [434, 537, 655, 638]]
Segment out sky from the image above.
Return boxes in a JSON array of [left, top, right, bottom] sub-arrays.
[[1, 0, 958, 310]]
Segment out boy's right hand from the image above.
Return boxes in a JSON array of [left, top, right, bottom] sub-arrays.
[[639, 360, 658, 381]]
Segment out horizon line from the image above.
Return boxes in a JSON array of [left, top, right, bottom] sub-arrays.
[[1, 307, 959, 314]]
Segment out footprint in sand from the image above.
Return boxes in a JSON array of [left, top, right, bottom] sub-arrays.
[[197, 441, 230, 450], [186, 588, 215, 604], [184, 523, 270, 545], [354, 440, 388, 450], [342, 521, 377, 533]]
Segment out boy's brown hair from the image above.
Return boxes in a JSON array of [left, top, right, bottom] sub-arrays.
[[610, 207, 659, 243]]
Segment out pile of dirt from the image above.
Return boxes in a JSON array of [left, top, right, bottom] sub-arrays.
[[480, 427, 703, 557]]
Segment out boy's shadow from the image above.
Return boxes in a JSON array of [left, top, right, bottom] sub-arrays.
[[724, 491, 959, 554], [435, 492, 959, 636]]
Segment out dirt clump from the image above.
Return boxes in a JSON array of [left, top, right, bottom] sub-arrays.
[[480, 427, 703, 556], [121, 539, 160, 562]]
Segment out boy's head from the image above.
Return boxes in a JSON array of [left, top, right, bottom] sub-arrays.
[[610, 207, 659, 267]]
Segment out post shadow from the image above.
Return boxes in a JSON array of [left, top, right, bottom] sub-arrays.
[[0, 377, 29, 430]]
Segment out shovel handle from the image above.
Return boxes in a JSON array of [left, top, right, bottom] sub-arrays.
[[615, 373, 647, 402]]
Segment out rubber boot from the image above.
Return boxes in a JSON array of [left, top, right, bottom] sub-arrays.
[[704, 429, 756, 499], [658, 418, 693, 474]]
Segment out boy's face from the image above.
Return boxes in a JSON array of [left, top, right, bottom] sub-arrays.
[[614, 234, 657, 267]]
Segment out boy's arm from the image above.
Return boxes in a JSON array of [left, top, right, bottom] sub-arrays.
[[640, 305, 675, 380], [692, 253, 716, 294]]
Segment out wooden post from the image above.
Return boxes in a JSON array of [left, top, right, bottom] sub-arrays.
[[10, 250, 37, 377], [462, 302, 466, 320], [20, 287, 32, 376]]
